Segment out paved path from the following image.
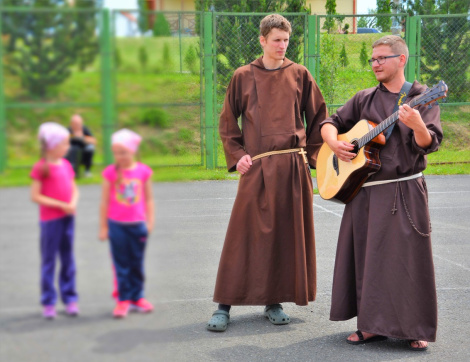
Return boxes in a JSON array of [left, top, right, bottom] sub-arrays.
[[1, 175, 469, 361]]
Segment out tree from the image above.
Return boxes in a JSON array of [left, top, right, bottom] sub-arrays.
[[405, 0, 470, 102], [153, 13, 171, 37], [359, 41, 369, 68], [339, 42, 349, 67], [138, 46, 148, 71], [319, 35, 340, 104], [323, 0, 337, 33], [184, 45, 198, 74], [376, 0, 392, 32], [3, 0, 102, 98]]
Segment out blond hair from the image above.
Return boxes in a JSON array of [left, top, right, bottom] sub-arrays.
[[372, 35, 409, 64], [259, 14, 292, 38]]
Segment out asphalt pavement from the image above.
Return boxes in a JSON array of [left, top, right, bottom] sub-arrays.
[[0, 175, 469, 362]]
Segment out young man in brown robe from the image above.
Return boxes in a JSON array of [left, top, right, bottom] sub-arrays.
[[320, 35, 443, 351], [206, 14, 327, 332]]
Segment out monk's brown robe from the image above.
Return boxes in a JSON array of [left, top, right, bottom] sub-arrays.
[[321, 81, 443, 342], [213, 57, 327, 306]]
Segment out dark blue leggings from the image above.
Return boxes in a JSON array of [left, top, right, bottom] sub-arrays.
[[108, 220, 148, 302]]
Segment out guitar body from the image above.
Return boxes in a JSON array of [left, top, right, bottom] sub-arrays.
[[317, 120, 386, 204]]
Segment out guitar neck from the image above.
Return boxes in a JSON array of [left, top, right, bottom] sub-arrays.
[[358, 97, 419, 148]]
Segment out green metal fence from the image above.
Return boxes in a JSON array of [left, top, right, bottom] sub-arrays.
[[204, 12, 470, 169], [0, 9, 469, 174], [0, 8, 205, 174]]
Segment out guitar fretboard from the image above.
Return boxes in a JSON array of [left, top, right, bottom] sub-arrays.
[[357, 97, 419, 148]]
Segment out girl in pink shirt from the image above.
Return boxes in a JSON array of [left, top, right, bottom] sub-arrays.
[[99, 129, 155, 318], [30, 122, 80, 319]]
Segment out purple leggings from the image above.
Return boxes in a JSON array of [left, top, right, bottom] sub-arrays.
[[40, 216, 78, 306]]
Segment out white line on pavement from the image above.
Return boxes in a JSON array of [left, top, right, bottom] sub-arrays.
[[433, 254, 470, 272], [313, 203, 343, 218]]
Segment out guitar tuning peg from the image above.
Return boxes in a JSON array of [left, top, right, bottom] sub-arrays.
[[428, 103, 434, 109], [441, 98, 447, 103]]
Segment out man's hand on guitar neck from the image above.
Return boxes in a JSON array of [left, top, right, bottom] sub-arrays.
[[398, 104, 433, 149], [321, 123, 356, 162]]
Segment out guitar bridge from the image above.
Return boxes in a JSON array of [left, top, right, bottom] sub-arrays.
[[333, 154, 339, 176]]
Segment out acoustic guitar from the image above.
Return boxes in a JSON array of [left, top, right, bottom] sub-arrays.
[[316, 80, 448, 204]]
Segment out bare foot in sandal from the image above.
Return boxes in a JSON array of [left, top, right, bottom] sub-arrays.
[[346, 330, 387, 345], [409, 340, 428, 351]]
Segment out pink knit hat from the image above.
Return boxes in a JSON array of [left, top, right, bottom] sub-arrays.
[[38, 122, 70, 150], [111, 128, 142, 153]]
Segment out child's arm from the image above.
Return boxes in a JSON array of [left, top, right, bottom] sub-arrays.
[[144, 178, 155, 234], [99, 180, 111, 241], [68, 180, 79, 211], [31, 179, 73, 213]]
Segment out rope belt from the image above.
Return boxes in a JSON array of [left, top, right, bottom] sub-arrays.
[[362, 172, 423, 187], [251, 148, 308, 164]]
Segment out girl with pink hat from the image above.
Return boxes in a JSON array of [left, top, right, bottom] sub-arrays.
[[99, 129, 155, 318], [30, 122, 80, 319]]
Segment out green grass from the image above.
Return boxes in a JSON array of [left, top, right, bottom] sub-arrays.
[[0, 165, 238, 188]]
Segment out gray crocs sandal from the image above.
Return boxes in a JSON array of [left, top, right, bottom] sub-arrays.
[[264, 304, 290, 325], [206, 310, 230, 332]]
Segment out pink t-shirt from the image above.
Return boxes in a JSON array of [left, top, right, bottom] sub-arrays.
[[30, 159, 75, 221], [102, 162, 153, 223]]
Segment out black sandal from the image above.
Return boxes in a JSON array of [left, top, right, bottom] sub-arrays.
[[408, 340, 428, 352], [346, 330, 387, 345]]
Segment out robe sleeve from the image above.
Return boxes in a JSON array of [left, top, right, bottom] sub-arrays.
[[410, 102, 443, 155], [218, 71, 248, 172], [303, 71, 328, 169]]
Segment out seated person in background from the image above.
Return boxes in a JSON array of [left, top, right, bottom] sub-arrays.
[[66, 114, 96, 177]]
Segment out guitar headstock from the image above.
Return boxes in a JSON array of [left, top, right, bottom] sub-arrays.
[[412, 80, 448, 109]]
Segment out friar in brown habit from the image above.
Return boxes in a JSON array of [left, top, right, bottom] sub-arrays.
[[206, 14, 327, 332], [320, 35, 443, 351]]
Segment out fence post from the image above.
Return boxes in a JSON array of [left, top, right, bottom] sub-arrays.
[[405, 16, 418, 82], [203, 11, 215, 169], [100, 8, 115, 166], [306, 15, 317, 78], [0, 10, 6, 173]]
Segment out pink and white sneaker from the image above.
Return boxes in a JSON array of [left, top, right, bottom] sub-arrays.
[[43, 305, 56, 320], [113, 300, 131, 318], [131, 298, 154, 313], [65, 302, 79, 316]]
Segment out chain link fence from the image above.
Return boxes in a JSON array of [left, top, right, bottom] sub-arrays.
[[1, 7, 104, 172], [112, 10, 203, 167], [0, 8, 204, 175], [210, 13, 469, 169], [1, 10, 468, 174]]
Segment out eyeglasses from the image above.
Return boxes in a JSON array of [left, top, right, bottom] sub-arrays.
[[368, 54, 400, 66]]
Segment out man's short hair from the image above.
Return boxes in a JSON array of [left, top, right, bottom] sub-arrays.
[[260, 14, 292, 38], [372, 35, 409, 64]]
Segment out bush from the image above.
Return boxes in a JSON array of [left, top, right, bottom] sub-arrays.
[[138, 45, 148, 71], [184, 45, 198, 74], [178, 128, 194, 143], [162, 42, 173, 71], [114, 48, 122, 69], [339, 43, 349, 67], [359, 41, 369, 68], [141, 108, 171, 128], [153, 13, 171, 37]]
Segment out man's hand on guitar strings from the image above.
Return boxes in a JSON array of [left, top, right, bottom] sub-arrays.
[[329, 140, 356, 162]]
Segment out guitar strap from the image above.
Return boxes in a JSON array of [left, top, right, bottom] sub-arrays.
[[384, 81, 413, 141]]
